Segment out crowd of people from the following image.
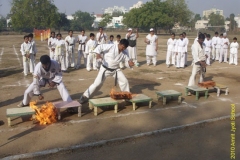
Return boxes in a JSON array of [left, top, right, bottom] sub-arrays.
[[17, 27, 239, 106]]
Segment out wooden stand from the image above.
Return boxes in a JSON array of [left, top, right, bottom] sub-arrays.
[[156, 90, 182, 105], [185, 86, 208, 100], [129, 94, 153, 110], [214, 83, 229, 97]]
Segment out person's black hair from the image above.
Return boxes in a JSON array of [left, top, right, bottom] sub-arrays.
[[40, 55, 51, 65], [171, 33, 175, 36], [220, 33, 223, 36], [24, 35, 29, 39], [198, 32, 202, 35], [56, 33, 62, 37], [215, 32, 219, 35], [51, 31, 55, 34], [28, 33, 33, 38], [198, 33, 205, 40], [206, 34, 211, 38], [68, 30, 73, 33], [204, 33, 207, 35], [99, 27, 103, 30], [90, 33, 95, 37], [179, 34, 183, 36], [81, 29, 85, 32], [182, 32, 186, 35], [233, 37, 237, 40], [110, 35, 114, 38], [116, 35, 121, 38], [119, 39, 129, 48]]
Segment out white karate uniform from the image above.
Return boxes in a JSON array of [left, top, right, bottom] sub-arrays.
[[65, 35, 77, 68], [211, 36, 218, 60], [145, 34, 158, 65], [96, 32, 107, 44], [115, 41, 125, 68], [83, 44, 131, 98], [48, 37, 56, 59], [166, 38, 177, 66], [219, 38, 230, 63], [184, 37, 189, 65], [126, 33, 138, 64], [176, 39, 186, 68], [77, 35, 88, 68], [20, 42, 33, 76], [204, 39, 212, 65], [29, 40, 37, 73], [85, 39, 98, 71], [215, 37, 222, 61], [108, 40, 114, 44], [22, 60, 72, 105], [188, 41, 206, 86], [53, 39, 67, 71], [229, 42, 239, 65]]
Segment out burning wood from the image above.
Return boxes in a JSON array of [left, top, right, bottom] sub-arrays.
[[110, 88, 132, 100], [30, 101, 57, 125], [198, 81, 216, 88]]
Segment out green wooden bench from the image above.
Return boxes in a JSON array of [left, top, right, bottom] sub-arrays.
[[129, 94, 153, 110], [214, 83, 229, 97], [89, 97, 118, 116], [185, 86, 208, 100], [156, 90, 182, 105], [6, 107, 36, 126]]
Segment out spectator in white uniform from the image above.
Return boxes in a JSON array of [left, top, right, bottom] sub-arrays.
[[219, 33, 230, 63], [204, 34, 212, 65], [76, 30, 88, 69], [183, 32, 189, 67], [229, 37, 239, 65], [96, 27, 107, 45], [126, 28, 139, 67], [85, 33, 98, 71], [176, 34, 187, 69], [166, 33, 177, 68], [65, 30, 77, 68], [145, 28, 158, 66], [211, 32, 218, 61]]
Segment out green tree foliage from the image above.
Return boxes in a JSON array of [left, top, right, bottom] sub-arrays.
[[208, 13, 225, 32], [226, 14, 238, 31], [189, 14, 202, 28], [123, 0, 192, 31], [10, 0, 60, 31], [71, 10, 94, 31], [56, 13, 70, 32], [98, 14, 113, 28], [0, 17, 7, 31], [112, 11, 124, 17]]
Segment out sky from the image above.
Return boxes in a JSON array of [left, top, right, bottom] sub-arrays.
[[0, 0, 240, 18]]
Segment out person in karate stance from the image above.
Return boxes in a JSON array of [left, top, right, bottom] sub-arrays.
[[20, 35, 32, 76], [188, 34, 207, 92], [48, 32, 56, 60], [229, 37, 239, 65], [18, 55, 72, 107], [183, 32, 189, 67], [176, 34, 187, 69], [85, 33, 98, 71], [211, 32, 218, 61], [79, 39, 134, 104], [220, 33, 230, 63], [166, 33, 177, 68], [115, 35, 124, 69], [145, 28, 158, 66], [28, 33, 37, 74], [204, 34, 212, 65], [65, 30, 77, 68], [76, 30, 88, 69], [126, 28, 139, 67], [53, 33, 67, 72]]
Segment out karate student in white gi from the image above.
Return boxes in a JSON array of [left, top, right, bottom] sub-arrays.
[[215, 33, 223, 61], [176, 34, 187, 69], [188, 34, 207, 91], [28, 33, 37, 73], [85, 33, 98, 71], [108, 35, 114, 44], [18, 55, 72, 107], [229, 37, 239, 65], [166, 33, 177, 68], [219, 33, 230, 63], [96, 27, 107, 44], [48, 32, 56, 60], [115, 35, 124, 69], [126, 28, 139, 67], [76, 30, 88, 69], [145, 28, 158, 66], [20, 35, 32, 76], [183, 32, 189, 66], [204, 34, 212, 65], [65, 30, 77, 68], [211, 32, 218, 61], [53, 33, 67, 72], [79, 39, 135, 104]]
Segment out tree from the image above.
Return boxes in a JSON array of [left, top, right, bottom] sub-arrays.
[[189, 14, 202, 29], [208, 13, 225, 32], [112, 11, 124, 17], [227, 14, 237, 31], [71, 10, 94, 31], [10, 0, 60, 31], [0, 17, 7, 31], [56, 13, 70, 32], [98, 14, 113, 28]]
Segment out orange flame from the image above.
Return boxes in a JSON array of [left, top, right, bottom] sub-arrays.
[[30, 101, 57, 125], [110, 87, 132, 99]]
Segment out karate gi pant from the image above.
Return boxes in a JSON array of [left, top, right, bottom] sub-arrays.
[[86, 53, 98, 71], [66, 47, 75, 68], [205, 51, 211, 65], [76, 50, 87, 68], [219, 49, 228, 63], [49, 49, 54, 60], [83, 65, 130, 98], [54, 55, 67, 71], [185, 52, 188, 65], [22, 81, 72, 105], [229, 53, 238, 65], [127, 46, 137, 64], [166, 50, 173, 65], [215, 48, 221, 61], [23, 54, 35, 75], [188, 64, 204, 86], [146, 55, 157, 65], [176, 52, 185, 68], [212, 48, 216, 60]]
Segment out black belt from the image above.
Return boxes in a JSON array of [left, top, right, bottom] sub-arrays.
[[69, 44, 74, 46], [102, 65, 118, 86]]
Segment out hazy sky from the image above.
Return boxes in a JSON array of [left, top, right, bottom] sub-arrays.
[[0, 0, 239, 17]]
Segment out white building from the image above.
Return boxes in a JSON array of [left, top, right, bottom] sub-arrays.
[[92, 14, 124, 29], [129, 1, 143, 10], [195, 19, 230, 31], [234, 15, 240, 28], [203, 8, 224, 18], [67, 15, 74, 20], [92, 14, 103, 28], [104, 6, 128, 15]]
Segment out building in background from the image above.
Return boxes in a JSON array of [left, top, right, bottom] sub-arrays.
[[92, 14, 103, 28], [203, 8, 224, 18], [195, 19, 230, 31], [104, 6, 128, 15], [129, 1, 143, 10]]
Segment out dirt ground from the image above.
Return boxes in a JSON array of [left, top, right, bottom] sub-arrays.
[[0, 31, 239, 159]]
